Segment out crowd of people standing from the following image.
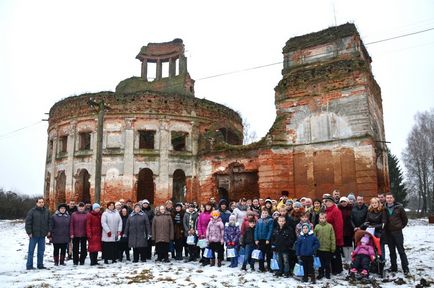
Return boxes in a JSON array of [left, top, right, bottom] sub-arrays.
[[24, 190, 409, 284]]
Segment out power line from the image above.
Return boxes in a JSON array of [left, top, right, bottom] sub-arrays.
[[364, 27, 434, 45], [0, 121, 44, 140], [2, 26, 433, 140], [196, 26, 434, 81]]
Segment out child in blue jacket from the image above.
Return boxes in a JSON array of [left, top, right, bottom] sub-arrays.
[[254, 209, 274, 272], [296, 223, 320, 284]]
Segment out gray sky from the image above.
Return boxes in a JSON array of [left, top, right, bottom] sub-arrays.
[[1, 0, 434, 196]]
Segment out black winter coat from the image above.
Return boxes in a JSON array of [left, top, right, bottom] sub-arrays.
[[241, 226, 255, 246], [361, 209, 386, 238], [272, 223, 295, 253], [25, 206, 51, 237], [351, 204, 368, 229]]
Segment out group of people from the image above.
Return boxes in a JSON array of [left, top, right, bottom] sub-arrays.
[[25, 190, 409, 284]]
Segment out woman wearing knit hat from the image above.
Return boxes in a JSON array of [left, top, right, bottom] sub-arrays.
[[86, 203, 102, 265], [339, 197, 354, 268], [101, 202, 122, 264], [206, 210, 225, 267], [50, 204, 70, 266]]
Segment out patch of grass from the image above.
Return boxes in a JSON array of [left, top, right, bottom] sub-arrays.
[[126, 268, 154, 284]]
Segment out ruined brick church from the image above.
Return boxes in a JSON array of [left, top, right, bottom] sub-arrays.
[[44, 23, 389, 210]]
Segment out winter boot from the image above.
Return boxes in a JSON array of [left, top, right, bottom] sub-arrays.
[[54, 255, 59, 266], [217, 259, 222, 267], [60, 255, 66, 266], [361, 269, 369, 278], [241, 264, 247, 271], [311, 274, 316, 284], [210, 258, 216, 267], [349, 268, 357, 279]]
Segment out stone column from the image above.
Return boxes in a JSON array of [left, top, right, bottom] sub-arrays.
[[65, 121, 77, 202], [141, 59, 148, 81], [156, 59, 162, 80], [179, 55, 187, 74], [169, 58, 176, 77], [49, 132, 58, 210], [123, 118, 135, 197], [157, 120, 170, 203]]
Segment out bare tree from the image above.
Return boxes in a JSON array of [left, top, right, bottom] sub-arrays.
[[402, 109, 434, 215], [242, 117, 258, 145]]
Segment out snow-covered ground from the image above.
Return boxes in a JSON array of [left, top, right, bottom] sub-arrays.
[[1, 219, 433, 288]]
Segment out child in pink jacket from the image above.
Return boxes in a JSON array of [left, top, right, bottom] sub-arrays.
[[350, 234, 375, 278], [206, 210, 225, 267]]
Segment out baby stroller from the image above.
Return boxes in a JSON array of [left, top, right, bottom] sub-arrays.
[[349, 230, 384, 281]]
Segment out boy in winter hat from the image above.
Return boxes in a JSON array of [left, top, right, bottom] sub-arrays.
[[295, 212, 314, 238], [206, 210, 225, 267], [271, 215, 295, 277], [314, 212, 336, 280], [224, 214, 241, 268], [296, 223, 320, 284], [350, 234, 375, 278]]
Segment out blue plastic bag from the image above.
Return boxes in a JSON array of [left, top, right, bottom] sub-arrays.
[[270, 253, 279, 270], [293, 263, 304, 277], [238, 247, 245, 264], [203, 247, 214, 258], [314, 256, 321, 269], [251, 249, 263, 260]]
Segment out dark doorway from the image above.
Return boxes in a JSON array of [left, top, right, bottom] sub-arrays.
[[137, 168, 155, 204], [75, 169, 91, 204], [215, 163, 259, 202], [172, 169, 186, 203], [218, 187, 228, 202], [55, 171, 66, 206]]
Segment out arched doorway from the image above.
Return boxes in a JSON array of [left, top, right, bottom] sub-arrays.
[[55, 171, 66, 206], [137, 168, 155, 204], [172, 169, 186, 203], [75, 169, 91, 204]]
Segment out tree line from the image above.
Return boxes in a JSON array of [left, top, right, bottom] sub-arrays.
[[0, 188, 42, 219], [402, 108, 434, 215]]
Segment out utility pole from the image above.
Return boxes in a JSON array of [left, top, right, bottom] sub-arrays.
[[88, 98, 109, 204]]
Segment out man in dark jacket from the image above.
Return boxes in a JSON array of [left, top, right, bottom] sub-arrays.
[[141, 200, 154, 260], [384, 193, 409, 275], [25, 198, 51, 270], [218, 199, 231, 225], [351, 196, 368, 230]]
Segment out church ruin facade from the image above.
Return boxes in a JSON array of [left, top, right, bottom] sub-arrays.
[[44, 23, 389, 209]]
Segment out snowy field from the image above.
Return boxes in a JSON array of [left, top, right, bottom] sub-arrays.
[[0, 219, 433, 288]]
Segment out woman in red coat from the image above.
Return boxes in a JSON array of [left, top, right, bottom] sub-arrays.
[[86, 203, 102, 266], [324, 196, 344, 275]]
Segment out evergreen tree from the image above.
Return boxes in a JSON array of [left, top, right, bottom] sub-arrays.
[[388, 150, 408, 207]]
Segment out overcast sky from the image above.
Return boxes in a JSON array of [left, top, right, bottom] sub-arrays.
[[1, 0, 433, 196]]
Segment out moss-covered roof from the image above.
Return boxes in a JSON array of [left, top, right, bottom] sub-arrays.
[[283, 23, 359, 53]]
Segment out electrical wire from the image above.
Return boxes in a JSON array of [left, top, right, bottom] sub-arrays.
[[0, 121, 44, 140], [1, 25, 433, 140]]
